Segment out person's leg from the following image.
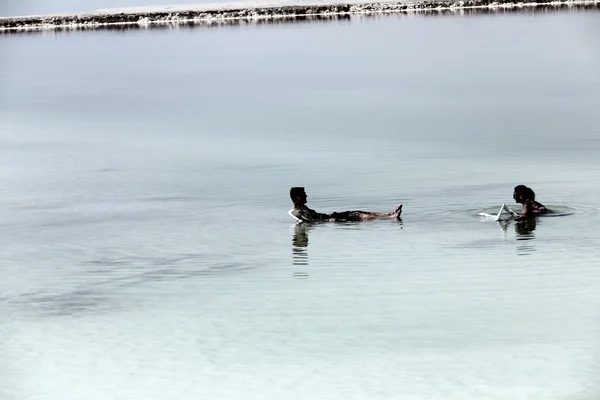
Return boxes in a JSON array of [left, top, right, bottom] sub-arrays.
[[330, 211, 353, 221], [330, 205, 402, 222], [351, 205, 402, 221]]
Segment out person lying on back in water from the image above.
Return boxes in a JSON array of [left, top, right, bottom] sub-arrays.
[[290, 187, 402, 222], [513, 185, 550, 217]]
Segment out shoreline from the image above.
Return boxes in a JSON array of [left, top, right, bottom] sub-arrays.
[[1, 0, 599, 33]]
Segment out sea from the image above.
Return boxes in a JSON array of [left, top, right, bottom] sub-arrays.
[[1, 6, 600, 400]]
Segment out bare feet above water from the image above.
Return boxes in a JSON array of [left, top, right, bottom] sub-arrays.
[[392, 204, 403, 220]]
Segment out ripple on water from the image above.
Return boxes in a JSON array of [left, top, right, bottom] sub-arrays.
[[473, 204, 593, 220]]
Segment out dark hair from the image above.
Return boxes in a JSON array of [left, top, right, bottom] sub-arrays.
[[514, 185, 535, 201], [290, 187, 305, 201]]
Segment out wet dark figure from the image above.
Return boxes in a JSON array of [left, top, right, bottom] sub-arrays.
[[290, 187, 402, 223], [513, 185, 550, 219]]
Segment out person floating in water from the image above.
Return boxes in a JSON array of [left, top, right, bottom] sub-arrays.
[[290, 187, 402, 222], [513, 185, 550, 217]]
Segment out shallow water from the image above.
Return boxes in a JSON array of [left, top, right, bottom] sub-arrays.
[[1, 10, 600, 400]]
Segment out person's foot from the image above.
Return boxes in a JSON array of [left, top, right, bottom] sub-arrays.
[[393, 204, 403, 220]]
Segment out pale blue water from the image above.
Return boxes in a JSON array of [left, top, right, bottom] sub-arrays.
[[0, 0, 217, 17], [1, 10, 600, 400]]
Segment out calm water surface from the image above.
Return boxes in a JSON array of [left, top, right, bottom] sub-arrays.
[[1, 0, 226, 17], [1, 10, 600, 400]]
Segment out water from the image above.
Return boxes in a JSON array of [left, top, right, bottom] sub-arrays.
[[0, 0, 223, 17], [2, 10, 600, 400]]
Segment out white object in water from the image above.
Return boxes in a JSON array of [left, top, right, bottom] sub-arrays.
[[288, 209, 303, 222], [503, 203, 519, 218], [478, 203, 519, 221]]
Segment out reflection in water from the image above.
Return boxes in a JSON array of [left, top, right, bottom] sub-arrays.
[[499, 217, 538, 256], [2, 3, 599, 36], [515, 217, 537, 238], [292, 223, 312, 278], [0, 14, 352, 36], [515, 217, 537, 256]]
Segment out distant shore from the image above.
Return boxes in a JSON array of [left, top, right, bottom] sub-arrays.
[[1, 0, 598, 33]]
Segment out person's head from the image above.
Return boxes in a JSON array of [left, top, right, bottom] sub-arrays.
[[513, 185, 535, 204], [290, 187, 307, 206]]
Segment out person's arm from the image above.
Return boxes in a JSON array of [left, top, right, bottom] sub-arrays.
[[503, 204, 520, 218], [513, 200, 533, 221], [522, 200, 534, 216]]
